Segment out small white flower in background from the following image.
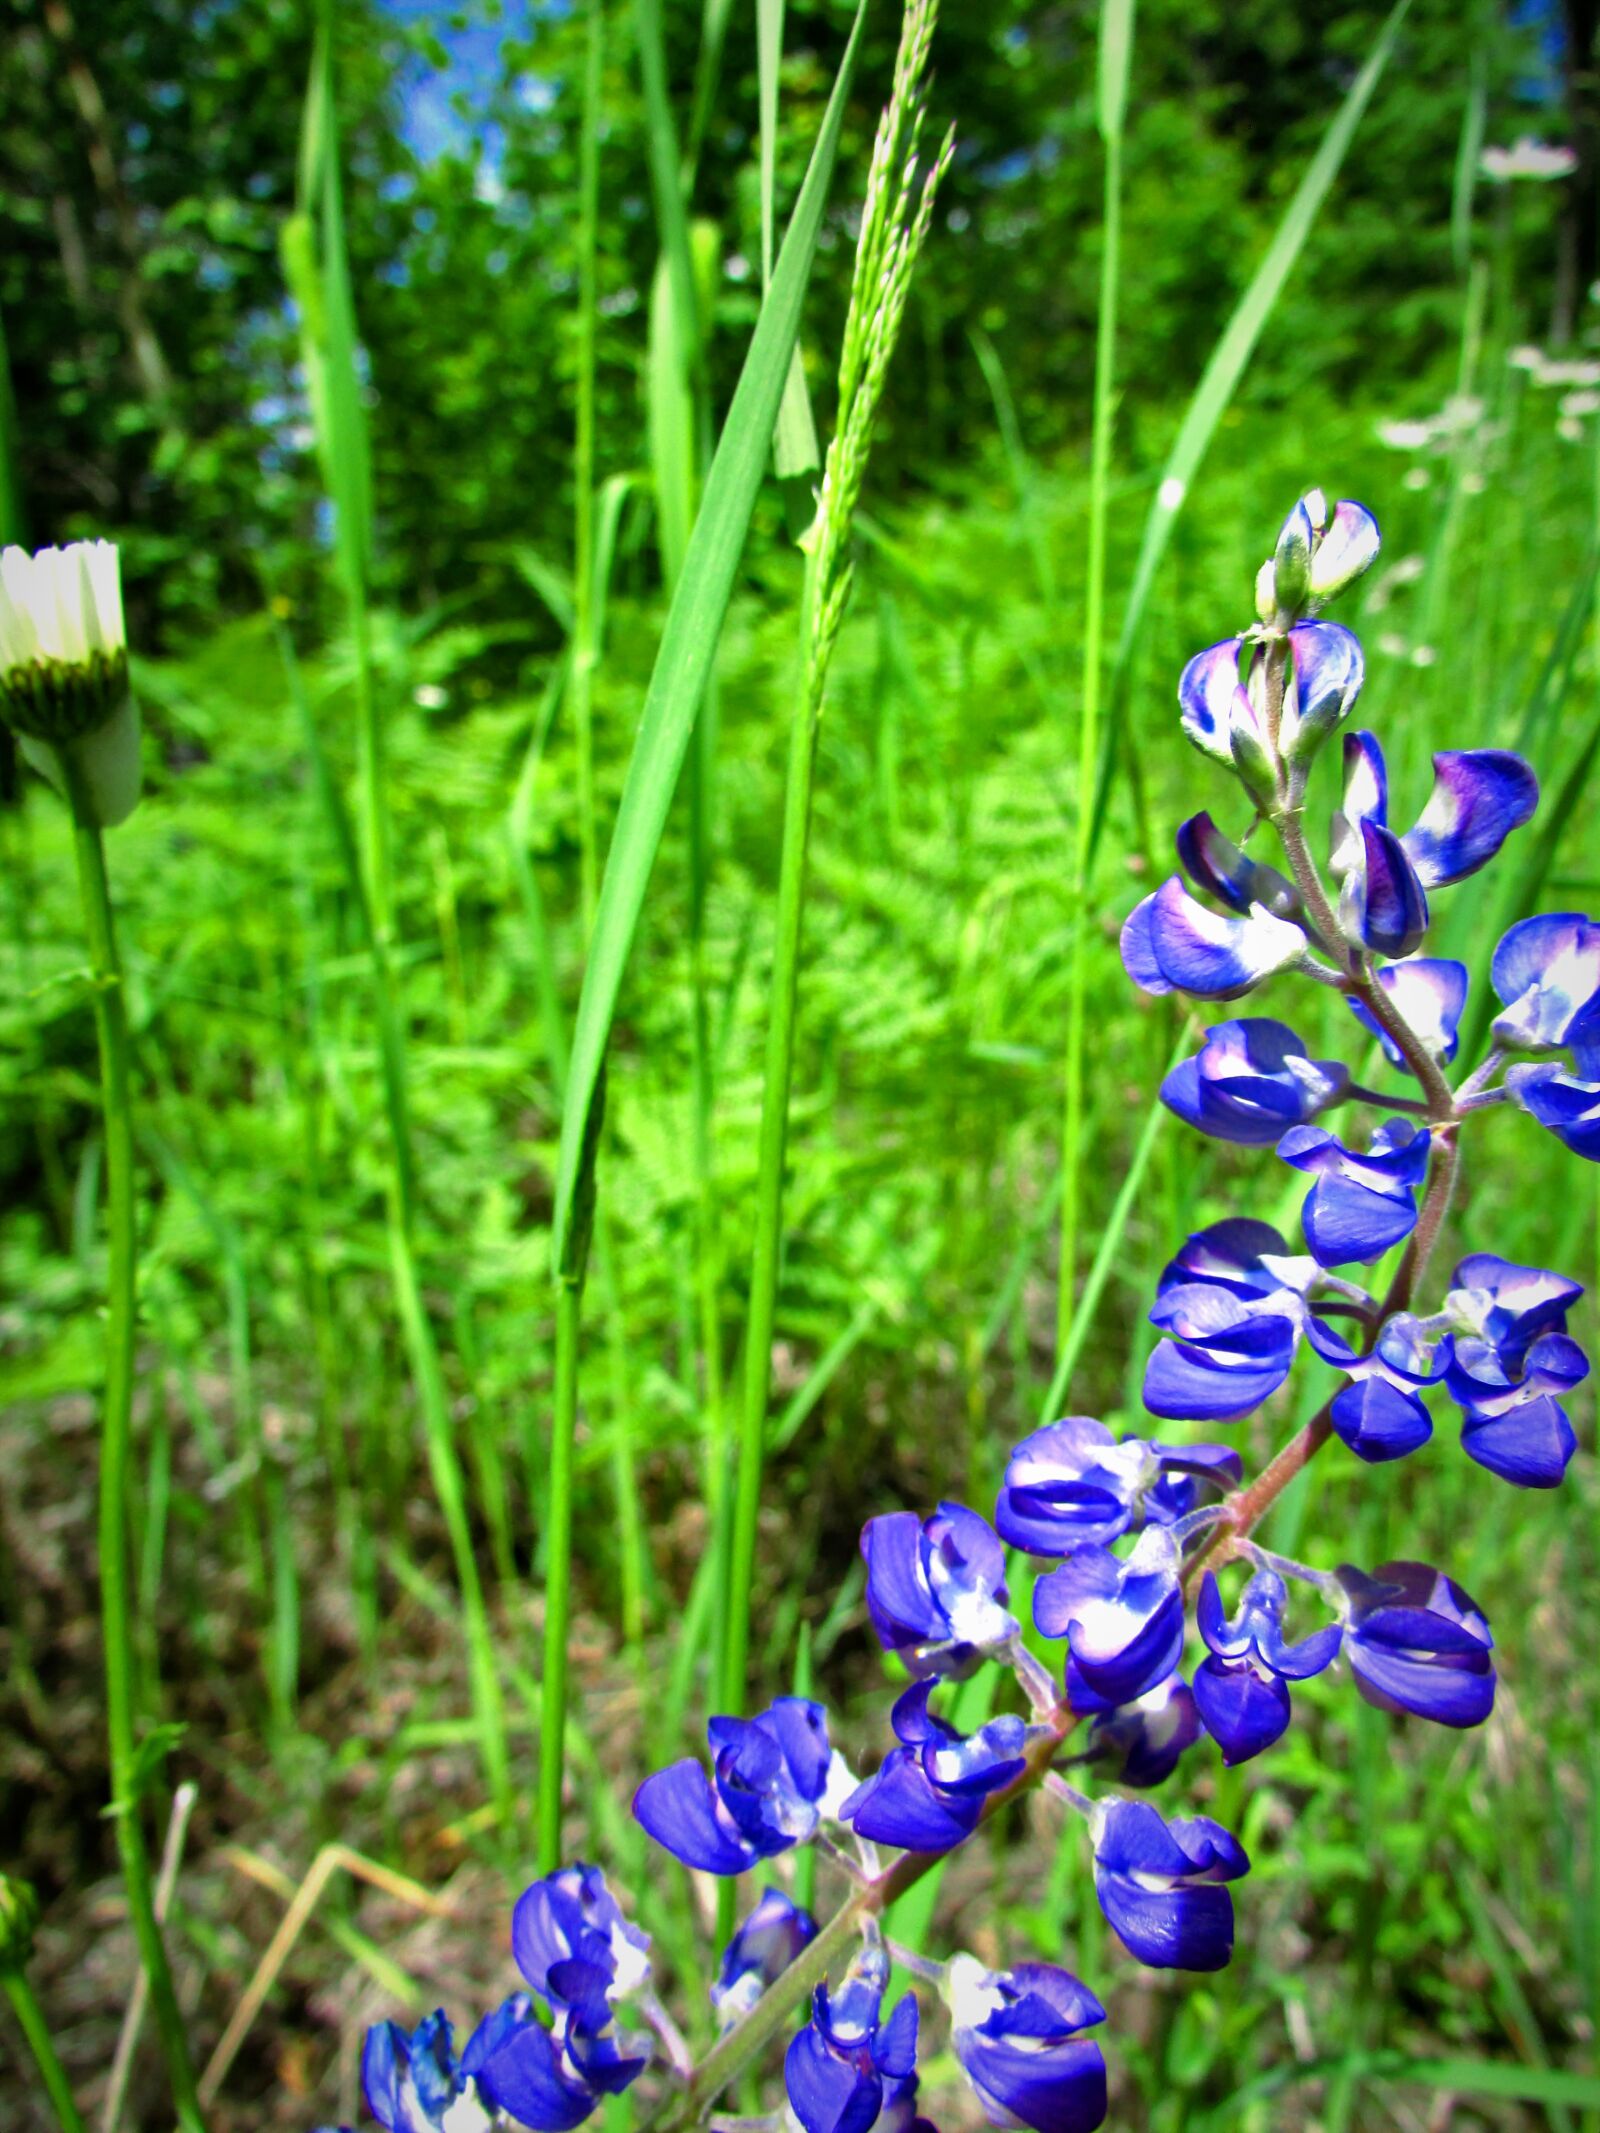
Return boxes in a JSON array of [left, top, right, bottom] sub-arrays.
[[1509, 344, 1546, 372], [0, 541, 141, 827], [1410, 644, 1437, 670], [1377, 417, 1435, 452], [1403, 466, 1432, 491], [412, 681, 449, 710], [1559, 414, 1586, 443], [1479, 136, 1579, 182], [1561, 389, 1600, 420]]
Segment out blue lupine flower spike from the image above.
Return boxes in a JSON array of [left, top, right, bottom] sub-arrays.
[[994, 1416, 1240, 1556], [946, 1955, 1109, 2133], [633, 1697, 842, 1875], [1091, 1800, 1249, 1971], [784, 1945, 918, 2133], [1336, 1561, 1496, 1727], [1161, 1017, 1349, 1146], [711, 1888, 818, 2027], [1192, 1567, 1341, 1765], [861, 1502, 1018, 1677]]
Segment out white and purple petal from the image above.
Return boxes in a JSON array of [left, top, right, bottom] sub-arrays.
[[1177, 638, 1249, 765], [1401, 750, 1538, 887]]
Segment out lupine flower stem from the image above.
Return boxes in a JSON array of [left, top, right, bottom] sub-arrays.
[[0, 1968, 86, 2133], [60, 764, 207, 2133]]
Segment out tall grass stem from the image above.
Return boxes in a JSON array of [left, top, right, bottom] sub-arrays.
[[1, 1968, 86, 2133]]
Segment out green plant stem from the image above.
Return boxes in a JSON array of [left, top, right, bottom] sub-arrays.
[[722, 542, 825, 1717], [1, 1969, 87, 2133], [539, 1273, 583, 1871], [1182, 782, 1464, 1593], [1057, 32, 1126, 1357], [63, 777, 207, 2133]]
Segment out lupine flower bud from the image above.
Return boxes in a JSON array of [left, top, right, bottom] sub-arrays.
[[0, 543, 141, 827], [1253, 558, 1277, 626], [946, 1955, 1108, 2133], [0, 1875, 39, 1970], [1091, 1800, 1249, 1971], [1271, 498, 1315, 618], [1306, 500, 1380, 602]]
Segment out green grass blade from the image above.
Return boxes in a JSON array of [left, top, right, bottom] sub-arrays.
[[550, 2, 867, 1274]]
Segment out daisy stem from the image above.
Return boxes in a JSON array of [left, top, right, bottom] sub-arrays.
[[1, 1967, 87, 2133], [61, 765, 208, 2133]]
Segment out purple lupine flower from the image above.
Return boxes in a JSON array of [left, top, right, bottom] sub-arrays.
[[1174, 814, 1302, 920], [784, 1945, 918, 2133], [1505, 1060, 1600, 1160], [1307, 1312, 1451, 1464], [1330, 731, 1536, 955], [710, 1888, 817, 2026], [1446, 1334, 1584, 1486], [1143, 1219, 1322, 1422], [474, 1971, 651, 2132], [511, 1866, 651, 2008], [1445, 1253, 1583, 1368], [946, 1955, 1108, 2133], [1177, 638, 1256, 768], [1091, 1800, 1249, 1972], [633, 1698, 840, 1875], [1277, 1118, 1430, 1266], [861, 1503, 1018, 1677], [1336, 1561, 1496, 1727], [994, 1416, 1241, 1556], [1276, 619, 1367, 771], [1161, 1017, 1350, 1146], [1121, 875, 1306, 1000], [1347, 956, 1468, 1071], [1192, 1567, 1342, 1765], [841, 1682, 1026, 1853], [1033, 1528, 1184, 1707], [362, 2007, 529, 2133], [1306, 498, 1381, 603], [1490, 913, 1600, 1053], [1442, 1254, 1586, 1485], [1071, 1668, 1202, 1789]]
